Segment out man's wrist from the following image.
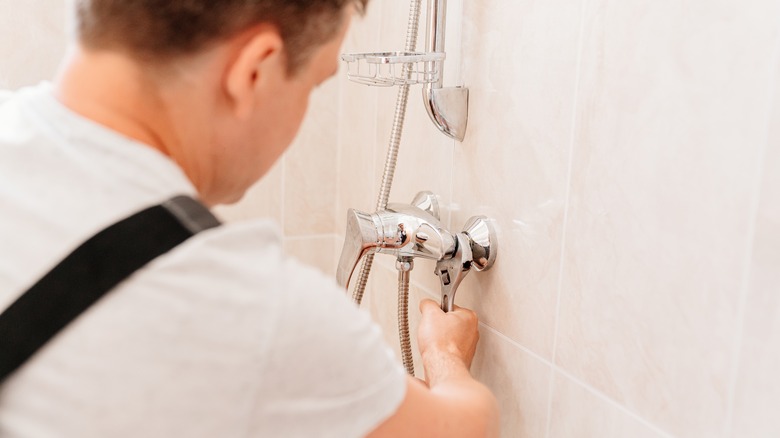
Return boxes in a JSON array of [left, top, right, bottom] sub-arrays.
[[421, 347, 472, 387]]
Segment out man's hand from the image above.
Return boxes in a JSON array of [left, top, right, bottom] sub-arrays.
[[417, 299, 480, 381], [366, 298, 498, 438]]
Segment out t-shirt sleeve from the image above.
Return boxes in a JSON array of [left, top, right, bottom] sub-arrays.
[[0, 90, 13, 104], [251, 257, 407, 438]]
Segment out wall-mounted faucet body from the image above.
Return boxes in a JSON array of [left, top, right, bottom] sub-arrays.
[[337, 192, 496, 312]]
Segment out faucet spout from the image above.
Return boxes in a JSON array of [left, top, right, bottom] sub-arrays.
[[336, 200, 459, 290], [336, 209, 380, 289]]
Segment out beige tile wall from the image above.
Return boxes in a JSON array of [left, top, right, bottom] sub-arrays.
[[326, 0, 780, 437], [0, 1, 68, 89], [729, 44, 780, 437]]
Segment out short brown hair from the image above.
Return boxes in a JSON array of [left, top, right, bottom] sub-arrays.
[[75, 0, 368, 73]]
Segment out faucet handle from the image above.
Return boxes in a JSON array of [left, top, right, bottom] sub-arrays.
[[336, 209, 380, 289], [435, 216, 498, 312], [462, 216, 497, 271], [411, 191, 440, 220]]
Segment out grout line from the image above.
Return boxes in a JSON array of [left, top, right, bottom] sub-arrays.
[[544, 0, 589, 436], [371, 87, 379, 205], [479, 322, 555, 367], [335, 73, 344, 238], [552, 366, 677, 438], [723, 15, 780, 435], [447, 0, 464, 231], [448, 137, 456, 230], [479, 323, 677, 438]]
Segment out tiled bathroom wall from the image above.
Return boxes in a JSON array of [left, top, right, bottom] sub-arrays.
[[0, 1, 68, 90], [329, 0, 780, 437], [5, 1, 780, 437]]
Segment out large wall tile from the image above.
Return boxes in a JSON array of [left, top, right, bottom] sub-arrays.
[[336, 71, 378, 232], [548, 372, 671, 438], [284, 80, 340, 236], [730, 57, 780, 438], [336, 2, 382, 233], [555, 0, 780, 436], [0, 1, 68, 89], [451, 0, 584, 360], [471, 328, 552, 438], [372, 86, 454, 221]]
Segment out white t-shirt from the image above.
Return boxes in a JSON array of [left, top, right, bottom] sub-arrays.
[[0, 84, 406, 437]]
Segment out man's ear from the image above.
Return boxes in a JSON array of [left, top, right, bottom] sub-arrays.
[[225, 26, 284, 120]]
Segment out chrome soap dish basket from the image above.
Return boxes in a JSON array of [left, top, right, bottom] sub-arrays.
[[341, 51, 445, 87]]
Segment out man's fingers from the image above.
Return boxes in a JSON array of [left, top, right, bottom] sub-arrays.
[[419, 298, 442, 316]]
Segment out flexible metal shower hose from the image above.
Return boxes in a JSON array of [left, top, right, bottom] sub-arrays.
[[351, 0, 423, 376]]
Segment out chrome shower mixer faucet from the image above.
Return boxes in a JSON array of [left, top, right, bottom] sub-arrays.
[[337, 192, 497, 312]]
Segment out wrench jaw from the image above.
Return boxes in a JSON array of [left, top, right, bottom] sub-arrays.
[[435, 216, 497, 313], [436, 234, 473, 313]]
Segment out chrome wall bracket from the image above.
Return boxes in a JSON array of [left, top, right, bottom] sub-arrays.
[[422, 0, 469, 141], [423, 86, 469, 142]]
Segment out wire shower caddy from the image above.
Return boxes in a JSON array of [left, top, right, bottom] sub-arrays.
[[341, 51, 445, 87]]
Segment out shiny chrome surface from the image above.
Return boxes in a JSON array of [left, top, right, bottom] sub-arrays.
[[341, 52, 444, 87], [336, 202, 459, 290], [423, 86, 469, 141], [462, 216, 497, 271], [425, 0, 447, 88], [436, 216, 498, 312], [396, 257, 415, 375], [381, 203, 457, 260], [436, 233, 473, 313], [411, 190, 440, 220], [336, 209, 381, 289], [338, 192, 498, 313], [422, 0, 469, 141]]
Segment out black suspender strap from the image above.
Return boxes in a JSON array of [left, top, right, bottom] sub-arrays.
[[0, 196, 221, 384]]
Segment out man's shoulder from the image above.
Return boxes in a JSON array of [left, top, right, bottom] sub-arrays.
[[0, 83, 47, 108], [0, 89, 12, 104], [131, 217, 344, 306], [143, 218, 286, 284]]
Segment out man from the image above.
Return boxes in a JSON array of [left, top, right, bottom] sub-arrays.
[[0, 1, 498, 436]]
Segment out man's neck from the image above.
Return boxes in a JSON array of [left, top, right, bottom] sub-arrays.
[[52, 46, 226, 205], [54, 47, 172, 157]]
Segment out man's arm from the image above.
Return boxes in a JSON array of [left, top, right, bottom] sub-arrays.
[[366, 299, 500, 438]]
